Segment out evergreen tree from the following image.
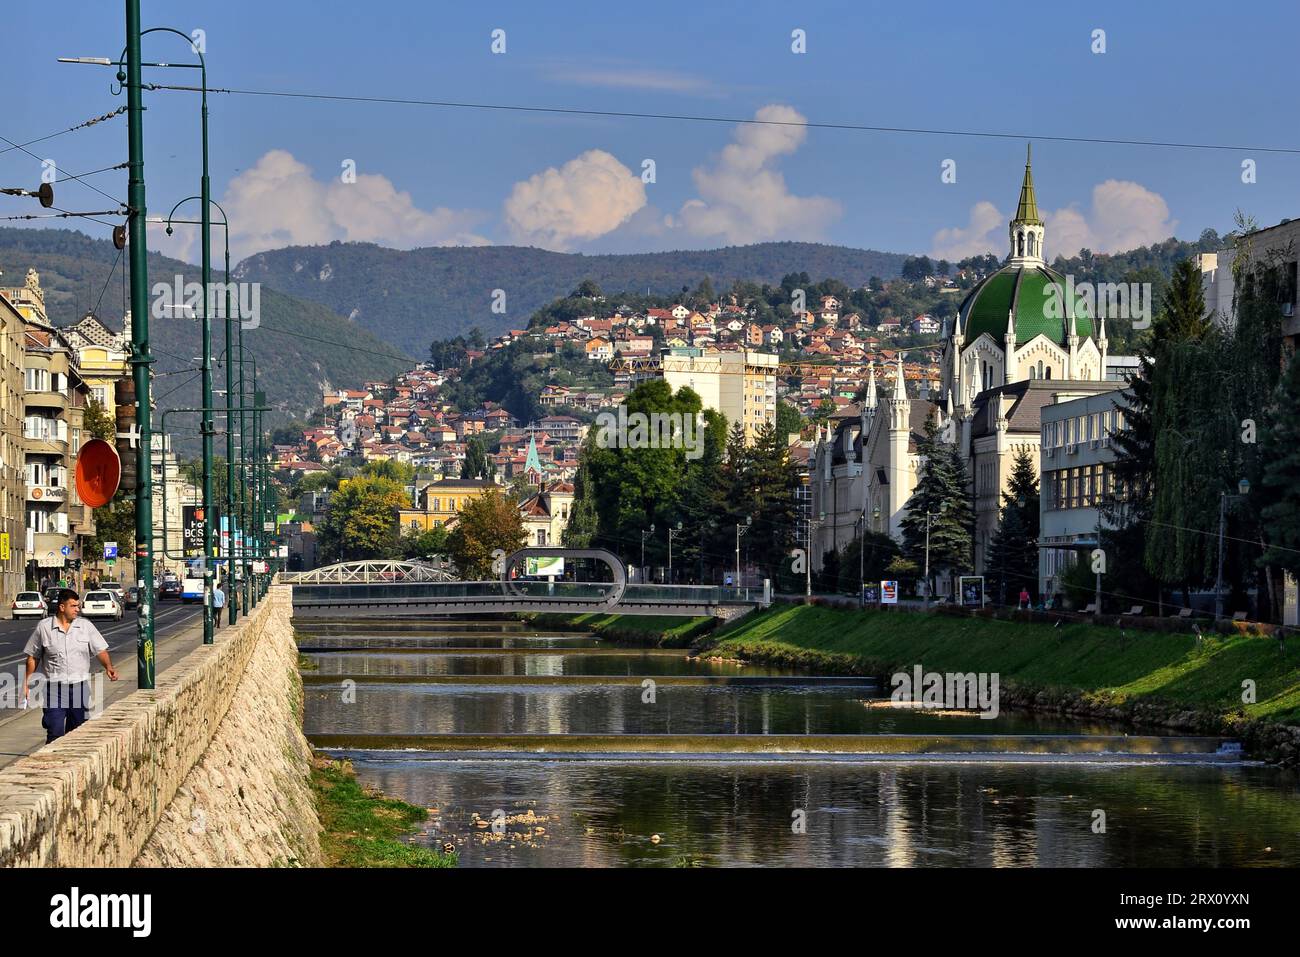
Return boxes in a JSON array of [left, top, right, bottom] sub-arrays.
[[1260, 351, 1300, 576], [985, 447, 1039, 604], [461, 435, 493, 480], [900, 414, 974, 595]]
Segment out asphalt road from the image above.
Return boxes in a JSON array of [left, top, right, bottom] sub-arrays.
[[0, 600, 204, 669]]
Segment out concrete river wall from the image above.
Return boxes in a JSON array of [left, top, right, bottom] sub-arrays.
[[0, 585, 320, 867]]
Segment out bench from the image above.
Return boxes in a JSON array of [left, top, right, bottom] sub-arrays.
[[1122, 605, 1144, 617], [1176, 608, 1194, 619], [1081, 603, 1097, 615], [1232, 611, 1248, 622]]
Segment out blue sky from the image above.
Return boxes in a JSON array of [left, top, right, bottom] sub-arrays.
[[5, 0, 1297, 264]]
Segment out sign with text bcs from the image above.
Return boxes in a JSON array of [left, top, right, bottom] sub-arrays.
[[880, 580, 899, 604]]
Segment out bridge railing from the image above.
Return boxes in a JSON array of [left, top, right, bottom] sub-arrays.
[[291, 580, 764, 606]]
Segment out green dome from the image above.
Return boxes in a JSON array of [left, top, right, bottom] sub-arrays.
[[958, 264, 1094, 347]]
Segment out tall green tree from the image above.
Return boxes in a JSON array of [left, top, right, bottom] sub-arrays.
[[900, 415, 974, 593], [985, 447, 1039, 604], [461, 435, 494, 480], [318, 475, 409, 562], [446, 488, 526, 578]]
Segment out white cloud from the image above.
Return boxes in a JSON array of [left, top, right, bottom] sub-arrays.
[[1047, 180, 1176, 257], [550, 65, 714, 94], [930, 201, 1005, 261], [503, 149, 646, 251], [221, 149, 488, 260], [930, 180, 1176, 261], [676, 104, 839, 245]]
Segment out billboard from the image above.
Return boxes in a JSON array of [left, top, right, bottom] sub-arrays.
[[526, 555, 565, 577], [880, 580, 899, 604], [959, 576, 986, 608], [181, 506, 205, 555]]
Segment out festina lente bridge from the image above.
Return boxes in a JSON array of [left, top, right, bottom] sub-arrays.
[[282, 550, 769, 618]]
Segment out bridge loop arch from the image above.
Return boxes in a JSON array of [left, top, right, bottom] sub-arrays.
[[499, 548, 626, 608]]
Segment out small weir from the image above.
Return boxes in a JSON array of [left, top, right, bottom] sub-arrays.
[[297, 618, 1300, 867]]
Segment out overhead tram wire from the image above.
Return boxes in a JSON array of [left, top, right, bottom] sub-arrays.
[[144, 83, 1300, 155], [0, 106, 126, 159], [0, 132, 124, 209]]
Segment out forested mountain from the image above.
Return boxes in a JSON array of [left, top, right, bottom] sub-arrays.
[[231, 241, 911, 350], [0, 227, 411, 452]]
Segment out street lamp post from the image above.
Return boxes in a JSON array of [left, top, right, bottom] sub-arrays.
[[165, 197, 238, 627], [667, 521, 682, 582], [924, 503, 949, 612], [805, 511, 823, 598], [1215, 478, 1251, 621], [736, 516, 752, 591], [640, 524, 655, 580], [859, 505, 881, 608]]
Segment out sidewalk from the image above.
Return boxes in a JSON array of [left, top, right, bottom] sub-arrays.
[[0, 608, 212, 770]]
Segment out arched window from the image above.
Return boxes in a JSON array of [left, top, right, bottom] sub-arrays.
[[1045, 366, 1052, 380], [1037, 360, 1044, 378], [1017, 232, 1025, 257], [1028, 234, 1036, 256]]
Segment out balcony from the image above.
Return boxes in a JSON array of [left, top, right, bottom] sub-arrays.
[[24, 389, 68, 410], [26, 485, 67, 504], [24, 435, 67, 456]]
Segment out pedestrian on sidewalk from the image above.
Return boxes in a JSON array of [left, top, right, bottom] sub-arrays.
[[212, 581, 226, 629], [21, 589, 118, 743], [1019, 587, 1030, 610]]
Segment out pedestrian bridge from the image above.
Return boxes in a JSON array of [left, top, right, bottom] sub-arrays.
[[287, 550, 769, 618]]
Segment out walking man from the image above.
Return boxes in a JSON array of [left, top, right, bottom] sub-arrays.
[[21, 589, 118, 743], [212, 580, 226, 629]]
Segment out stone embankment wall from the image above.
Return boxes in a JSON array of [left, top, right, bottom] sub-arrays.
[[0, 585, 321, 867]]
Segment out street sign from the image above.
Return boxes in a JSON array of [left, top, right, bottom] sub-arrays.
[[262, 521, 274, 532], [0, 532, 9, 561], [104, 541, 118, 560], [60, 545, 71, 557], [881, 580, 899, 604]]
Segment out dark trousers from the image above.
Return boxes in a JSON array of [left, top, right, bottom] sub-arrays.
[[42, 681, 89, 743]]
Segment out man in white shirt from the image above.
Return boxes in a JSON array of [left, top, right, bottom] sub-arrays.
[[22, 589, 119, 743]]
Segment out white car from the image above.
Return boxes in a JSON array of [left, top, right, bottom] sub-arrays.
[[10, 591, 45, 619], [81, 590, 123, 621], [100, 581, 126, 609]]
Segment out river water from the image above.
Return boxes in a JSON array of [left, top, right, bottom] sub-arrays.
[[302, 626, 1300, 867]]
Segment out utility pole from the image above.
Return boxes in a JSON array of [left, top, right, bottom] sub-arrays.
[[197, 55, 214, 644], [124, 0, 156, 687]]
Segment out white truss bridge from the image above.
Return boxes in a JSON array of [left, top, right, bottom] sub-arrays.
[[280, 560, 457, 585]]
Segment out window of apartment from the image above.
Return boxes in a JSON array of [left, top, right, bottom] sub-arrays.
[[27, 509, 47, 533], [53, 373, 68, 395], [71, 428, 80, 449], [24, 368, 49, 392], [91, 386, 108, 406], [430, 498, 441, 512]]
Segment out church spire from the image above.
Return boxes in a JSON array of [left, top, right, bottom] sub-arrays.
[[1007, 144, 1045, 266], [1013, 144, 1043, 226]]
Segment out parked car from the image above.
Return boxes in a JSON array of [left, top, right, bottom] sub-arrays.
[[158, 579, 182, 600], [125, 586, 140, 609], [10, 591, 46, 620], [81, 590, 123, 621]]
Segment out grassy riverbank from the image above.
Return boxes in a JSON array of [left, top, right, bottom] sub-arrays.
[[312, 758, 456, 868], [527, 612, 715, 647], [702, 604, 1300, 725]]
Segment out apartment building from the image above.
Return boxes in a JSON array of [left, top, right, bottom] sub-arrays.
[[6, 271, 95, 581], [1038, 389, 1127, 597], [661, 348, 778, 444], [0, 287, 28, 600]]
